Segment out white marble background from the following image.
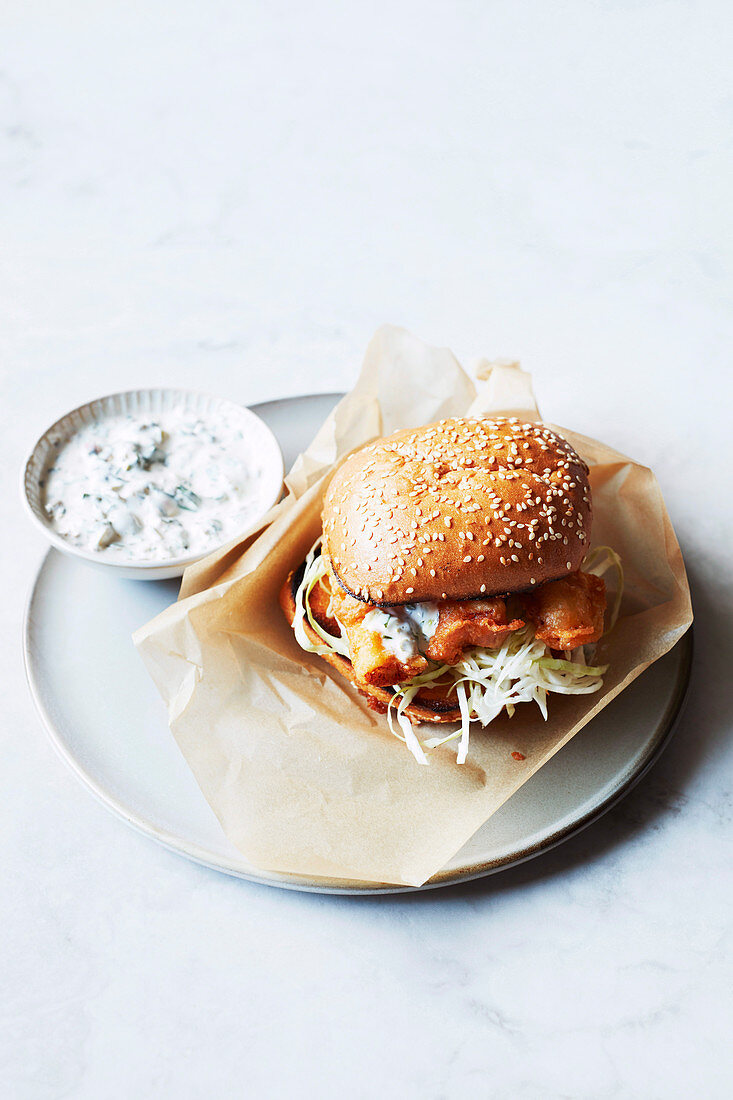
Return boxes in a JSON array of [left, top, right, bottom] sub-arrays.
[[2, 2, 731, 1097]]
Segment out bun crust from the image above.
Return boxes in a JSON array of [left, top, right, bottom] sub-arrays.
[[279, 570, 460, 724], [323, 417, 592, 605]]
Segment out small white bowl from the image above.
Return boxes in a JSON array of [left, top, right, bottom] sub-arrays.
[[22, 388, 285, 580]]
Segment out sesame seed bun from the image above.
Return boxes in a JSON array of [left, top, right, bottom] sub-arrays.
[[322, 417, 592, 605]]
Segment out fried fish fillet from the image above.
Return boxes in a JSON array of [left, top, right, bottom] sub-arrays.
[[426, 599, 526, 665], [328, 584, 429, 687], [522, 571, 606, 651]]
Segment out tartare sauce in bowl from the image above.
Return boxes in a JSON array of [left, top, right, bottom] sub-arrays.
[[23, 389, 284, 579]]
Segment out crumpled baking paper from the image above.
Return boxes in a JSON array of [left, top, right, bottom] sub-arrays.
[[134, 326, 692, 887]]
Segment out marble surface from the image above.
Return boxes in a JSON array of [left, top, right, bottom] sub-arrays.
[[2, 3, 731, 1097]]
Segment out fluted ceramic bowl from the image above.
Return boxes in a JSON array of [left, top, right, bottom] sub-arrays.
[[22, 388, 284, 580]]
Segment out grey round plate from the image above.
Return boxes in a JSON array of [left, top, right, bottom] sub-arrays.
[[24, 392, 693, 894]]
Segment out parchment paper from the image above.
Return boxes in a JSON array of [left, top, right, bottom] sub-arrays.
[[134, 326, 693, 887]]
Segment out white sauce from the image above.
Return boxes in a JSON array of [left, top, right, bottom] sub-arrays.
[[362, 609, 418, 662], [362, 602, 440, 661], [43, 410, 269, 561], [401, 602, 440, 646]]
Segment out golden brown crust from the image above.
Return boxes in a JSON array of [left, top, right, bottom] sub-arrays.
[[329, 585, 429, 686], [426, 599, 526, 666], [278, 569, 460, 724], [322, 416, 592, 604], [523, 571, 606, 650]]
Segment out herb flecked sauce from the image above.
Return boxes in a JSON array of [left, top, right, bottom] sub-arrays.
[[43, 411, 269, 561]]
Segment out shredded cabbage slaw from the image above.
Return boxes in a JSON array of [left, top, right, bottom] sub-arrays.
[[293, 540, 622, 766]]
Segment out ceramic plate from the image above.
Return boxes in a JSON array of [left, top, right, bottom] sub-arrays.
[[24, 393, 693, 893]]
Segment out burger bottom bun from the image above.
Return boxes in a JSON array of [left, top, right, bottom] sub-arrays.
[[279, 564, 461, 725]]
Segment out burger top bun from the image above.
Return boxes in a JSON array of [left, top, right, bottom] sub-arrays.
[[322, 416, 592, 605]]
